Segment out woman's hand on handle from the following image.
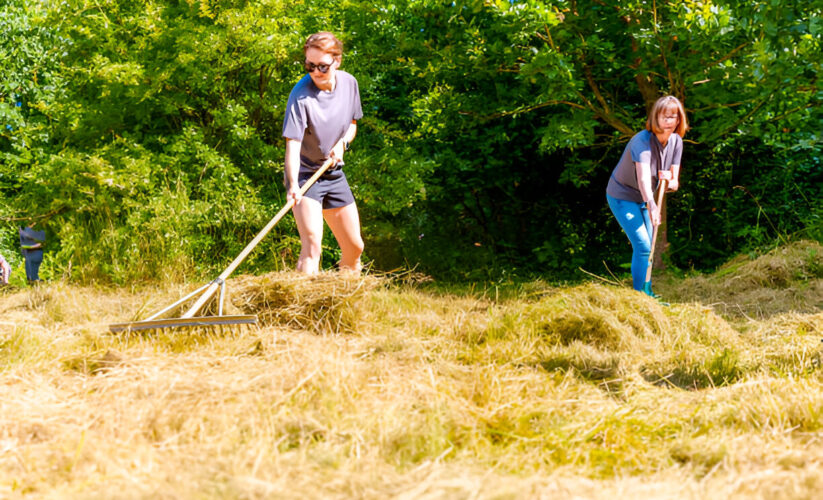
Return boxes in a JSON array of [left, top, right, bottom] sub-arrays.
[[659, 169, 679, 193], [287, 184, 302, 205], [330, 121, 357, 164], [662, 165, 681, 192], [330, 140, 345, 163]]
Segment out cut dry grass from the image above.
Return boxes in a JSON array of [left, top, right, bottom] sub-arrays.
[[2, 244, 823, 498], [659, 240, 823, 319], [227, 271, 383, 333]]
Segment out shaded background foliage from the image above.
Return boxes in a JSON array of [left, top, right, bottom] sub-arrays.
[[0, 0, 820, 283]]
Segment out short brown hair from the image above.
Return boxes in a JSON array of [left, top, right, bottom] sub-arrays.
[[646, 96, 689, 137], [303, 32, 343, 58]]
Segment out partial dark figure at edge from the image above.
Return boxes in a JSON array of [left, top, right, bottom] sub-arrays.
[[19, 223, 45, 284]]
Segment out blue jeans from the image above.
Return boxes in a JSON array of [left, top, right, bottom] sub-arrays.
[[607, 194, 652, 291], [23, 249, 43, 282]]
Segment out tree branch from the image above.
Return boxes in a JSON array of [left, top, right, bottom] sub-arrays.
[[583, 64, 610, 115], [465, 100, 586, 121], [0, 207, 67, 223], [767, 104, 815, 123], [576, 88, 635, 137], [708, 42, 749, 68], [706, 94, 773, 142]]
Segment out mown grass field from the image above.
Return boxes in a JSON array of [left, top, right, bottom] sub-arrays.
[[1, 241, 822, 499]]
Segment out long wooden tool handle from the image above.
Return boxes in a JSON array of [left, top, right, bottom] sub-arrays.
[[181, 157, 336, 318], [645, 179, 668, 283]]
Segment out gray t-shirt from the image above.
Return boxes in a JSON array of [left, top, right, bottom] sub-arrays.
[[606, 130, 682, 203], [282, 70, 363, 172]]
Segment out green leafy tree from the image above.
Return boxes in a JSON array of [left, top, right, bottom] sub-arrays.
[[338, 0, 821, 275], [1, 0, 819, 282]]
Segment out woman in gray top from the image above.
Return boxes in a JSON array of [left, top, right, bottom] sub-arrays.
[[606, 96, 688, 295], [282, 32, 364, 274]]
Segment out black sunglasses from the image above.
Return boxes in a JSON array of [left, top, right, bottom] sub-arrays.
[[304, 61, 331, 74]]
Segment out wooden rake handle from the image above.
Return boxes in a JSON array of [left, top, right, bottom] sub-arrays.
[[181, 157, 337, 318], [644, 178, 668, 283]]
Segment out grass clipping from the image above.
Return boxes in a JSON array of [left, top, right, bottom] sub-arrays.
[[662, 240, 823, 318], [227, 271, 383, 333], [485, 283, 749, 390]]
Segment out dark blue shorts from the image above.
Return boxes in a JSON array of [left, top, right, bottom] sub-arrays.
[[298, 168, 355, 209]]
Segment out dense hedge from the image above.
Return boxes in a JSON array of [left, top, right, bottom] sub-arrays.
[[1, 0, 820, 282]]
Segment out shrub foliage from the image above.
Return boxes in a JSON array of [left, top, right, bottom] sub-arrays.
[[1, 0, 820, 281]]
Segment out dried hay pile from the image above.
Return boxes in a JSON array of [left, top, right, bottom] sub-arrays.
[[226, 271, 384, 333], [740, 311, 823, 375], [486, 283, 748, 390], [525, 283, 672, 349], [4, 247, 823, 498], [661, 240, 823, 318]]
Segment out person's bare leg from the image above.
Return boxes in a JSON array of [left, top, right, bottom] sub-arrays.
[[292, 197, 325, 274], [323, 202, 364, 272]]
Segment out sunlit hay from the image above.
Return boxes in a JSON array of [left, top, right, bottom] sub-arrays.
[[512, 278, 558, 298], [663, 302, 741, 348], [744, 240, 823, 285], [692, 377, 823, 434], [716, 466, 823, 500], [8, 269, 823, 497], [535, 343, 628, 394], [227, 271, 384, 334], [109, 282, 235, 324], [0, 286, 107, 370], [636, 304, 748, 390], [485, 283, 670, 362], [348, 286, 496, 371], [19, 284, 61, 325], [104, 320, 266, 356], [665, 431, 823, 492], [366, 360, 627, 472], [481, 283, 751, 390], [359, 286, 491, 341], [662, 240, 823, 318], [516, 283, 670, 350], [739, 312, 823, 376], [21, 283, 94, 327], [479, 285, 645, 387], [37, 285, 118, 328], [0, 292, 28, 339], [642, 346, 746, 390], [668, 434, 729, 473], [0, 325, 58, 370], [1, 282, 146, 335]]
